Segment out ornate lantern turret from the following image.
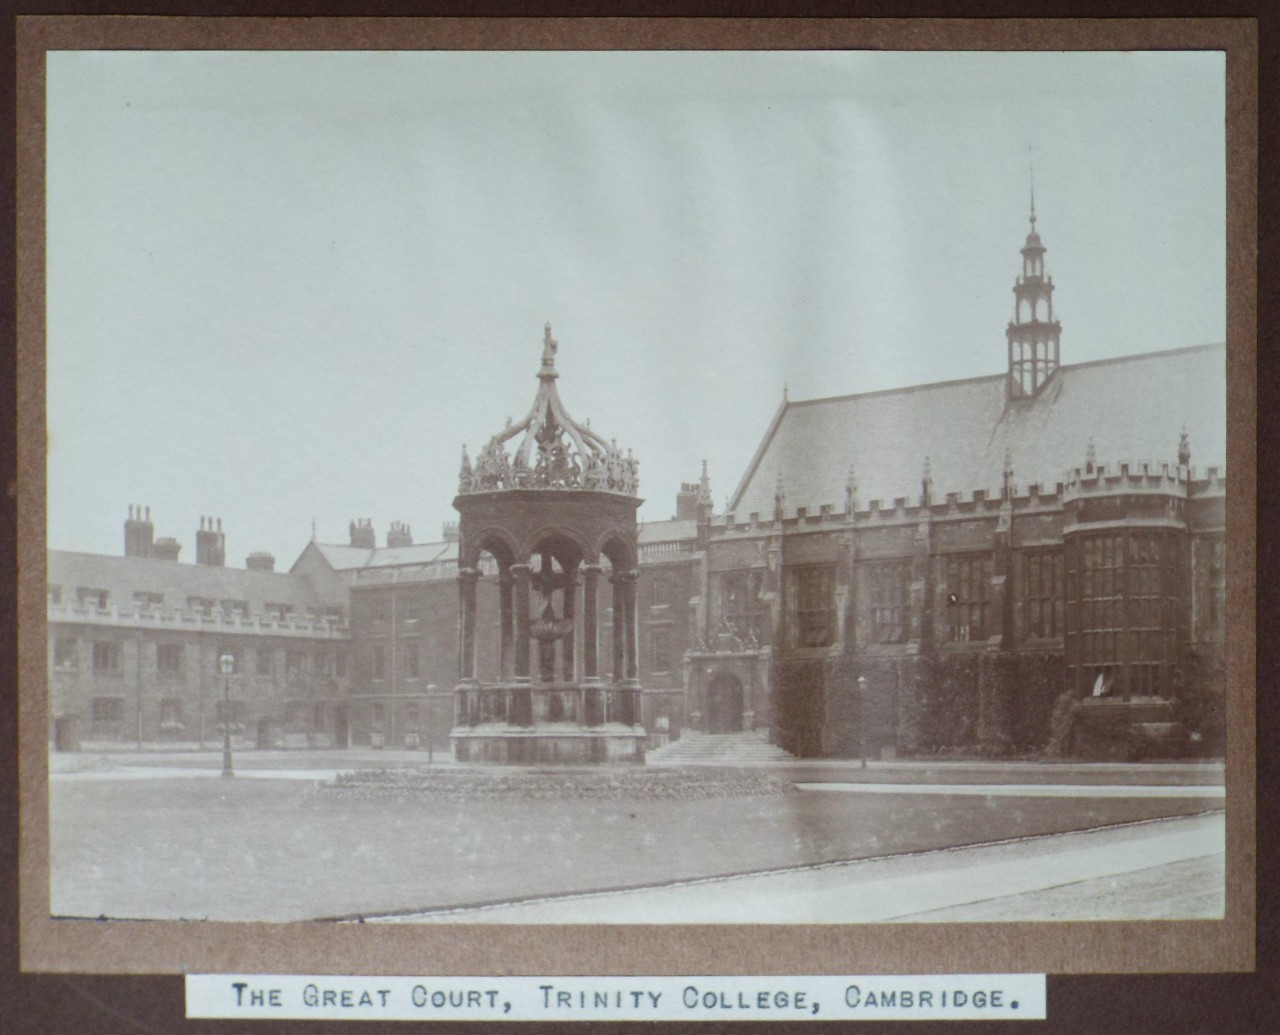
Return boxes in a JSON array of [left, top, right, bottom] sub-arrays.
[[1006, 179, 1063, 399]]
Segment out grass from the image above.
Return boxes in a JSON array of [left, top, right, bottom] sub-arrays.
[[49, 772, 1218, 922]]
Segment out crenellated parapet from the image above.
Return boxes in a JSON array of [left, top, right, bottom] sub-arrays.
[[709, 481, 1069, 539], [1186, 464, 1227, 498], [1063, 459, 1196, 499], [1061, 460, 1204, 534], [47, 599, 350, 639]]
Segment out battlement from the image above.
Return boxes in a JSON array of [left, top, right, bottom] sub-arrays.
[[711, 480, 1069, 535], [1063, 459, 1197, 498], [47, 599, 350, 639]]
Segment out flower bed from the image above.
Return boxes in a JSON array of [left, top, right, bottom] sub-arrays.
[[316, 766, 794, 802]]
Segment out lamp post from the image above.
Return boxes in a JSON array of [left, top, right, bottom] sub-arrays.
[[857, 674, 868, 770], [426, 684, 436, 764], [219, 652, 235, 778]]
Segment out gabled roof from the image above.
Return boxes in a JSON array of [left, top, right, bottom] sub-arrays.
[[48, 551, 325, 612], [307, 542, 376, 571], [305, 540, 457, 571], [731, 343, 1227, 518]]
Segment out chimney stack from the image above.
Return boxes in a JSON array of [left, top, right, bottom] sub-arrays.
[[442, 521, 460, 544], [195, 515, 226, 566], [674, 483, 700, 521], [124, 503, 155, 557], [152, 537, 181, 562], [348, 518, 376, 550], [246, 551, 276, 572], [387, 521, 413, 548]]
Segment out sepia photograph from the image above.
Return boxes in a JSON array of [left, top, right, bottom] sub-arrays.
[[20, 25, 1252, 977]]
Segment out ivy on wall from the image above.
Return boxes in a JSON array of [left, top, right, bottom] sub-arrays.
[[771, 645, 1217, 761], [1171, 645, 1226, 757], [771, 658, 827, 757]]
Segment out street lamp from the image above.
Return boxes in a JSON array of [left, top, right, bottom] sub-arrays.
[[426, 684, 436, 764], [219, 652, 235, 778], [857, 674, 868, 770]]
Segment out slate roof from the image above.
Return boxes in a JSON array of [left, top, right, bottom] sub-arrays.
[[316, 526, 688, 569], [47, 551, 325, 613], [310, 540, 457, 571], [731, 344, 1227, 518]]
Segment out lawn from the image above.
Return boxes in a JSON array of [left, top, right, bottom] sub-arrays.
[[49, 772, 1218, 922]]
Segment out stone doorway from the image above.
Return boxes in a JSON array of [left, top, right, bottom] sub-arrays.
[[705, 672, 745, 733]]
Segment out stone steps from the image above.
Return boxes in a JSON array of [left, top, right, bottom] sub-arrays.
[[647, 731, 796, 765]]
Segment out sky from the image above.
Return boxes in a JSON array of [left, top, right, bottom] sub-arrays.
[[45, 49, 1226, 567]]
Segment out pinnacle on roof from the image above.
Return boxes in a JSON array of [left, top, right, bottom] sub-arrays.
[[1025, 164, 1043, 249], [457, 323, 639, 497]]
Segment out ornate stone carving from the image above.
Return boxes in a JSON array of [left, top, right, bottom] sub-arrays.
[[691, 616, 759, 655], [458, 323, 640, 497]]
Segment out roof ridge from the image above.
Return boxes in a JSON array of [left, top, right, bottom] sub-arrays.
[[786, 342, 1225, 409], [1058, 341, 1225, 373], [789, 370, 1004, 408]]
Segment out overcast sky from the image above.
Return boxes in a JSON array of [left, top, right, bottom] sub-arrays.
[[46, 49, 1225, 567]]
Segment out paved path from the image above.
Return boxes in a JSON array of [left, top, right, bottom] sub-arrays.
[[379, 812, 1224, 924], [51, 766, 349, 781], [796, 782, 1224, 799]]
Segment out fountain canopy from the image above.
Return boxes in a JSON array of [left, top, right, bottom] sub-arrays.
[[458, 323, 639, 497]]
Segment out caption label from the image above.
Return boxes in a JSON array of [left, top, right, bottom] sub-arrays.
[[187, 974, 1046, 1021]]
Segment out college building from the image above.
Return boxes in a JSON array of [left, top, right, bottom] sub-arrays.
[[46, 204, 1227, 758]]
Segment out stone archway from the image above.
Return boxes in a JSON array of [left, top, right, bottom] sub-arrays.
[[705, 672, 745, 733]]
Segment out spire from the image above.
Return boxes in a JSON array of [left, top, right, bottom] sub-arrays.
[[1002, 449, 1014, 500], [1086, 437, 1097, 472], [1029, 162, 1036, 228], [696, 459, 713, 508], [773, 473, 786, 524], [845, 464, 858, 515], [921, 456, 933, 506]]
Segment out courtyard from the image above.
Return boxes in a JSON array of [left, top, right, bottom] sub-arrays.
[[48, 749, 1224, 924]]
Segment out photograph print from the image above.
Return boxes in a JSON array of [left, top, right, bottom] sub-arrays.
[[37, 45, 1233, 933]]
